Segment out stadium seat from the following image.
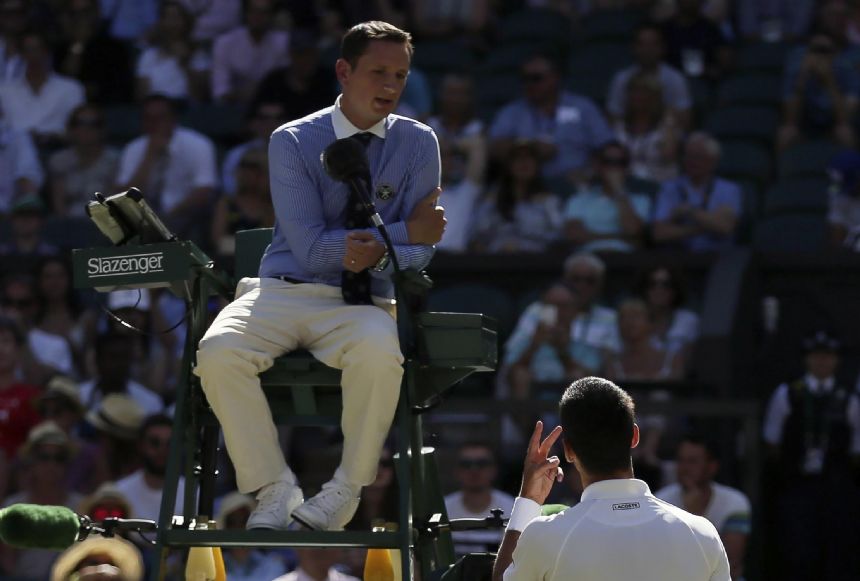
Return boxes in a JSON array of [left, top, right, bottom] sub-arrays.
[[578, 9, 644, 43], [736, 41, 794, 73], [497, 8, 573, 46], [717, 141, 773, 190], [753, 214, 827, 252], [704, 106, 780, 145], [181, 103, 245, 144], [412, 39, 476, 74], [717, 73, 782, 108], [474, 72, 521, 122], [778, 139, 846, 179], [483, 42, 545, 73], [567, 41, 632, 77], [44, 216, 106, 250], [763, 178, 829, 217], [565, 74, 613, 105], [427, 282, 518, 344], [104, 104, 141, 145]]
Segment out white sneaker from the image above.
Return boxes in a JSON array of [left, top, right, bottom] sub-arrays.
[[291, 481, 360, 531], [246, 479, 304, 530]]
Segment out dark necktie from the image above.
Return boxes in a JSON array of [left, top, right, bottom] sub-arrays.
[[341, 132, 373, 305]]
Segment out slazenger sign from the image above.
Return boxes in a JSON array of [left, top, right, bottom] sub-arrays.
[[87, 252, 165, 278]]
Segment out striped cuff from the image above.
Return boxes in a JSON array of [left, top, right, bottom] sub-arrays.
[[507, 497, 542, 532]]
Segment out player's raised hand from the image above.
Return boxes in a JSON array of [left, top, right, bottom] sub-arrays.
[[519, 420, 564, 505]]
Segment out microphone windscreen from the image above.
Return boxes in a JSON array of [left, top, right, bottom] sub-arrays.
[[323, 137, 370, 183], [0, 504, 80, 550]]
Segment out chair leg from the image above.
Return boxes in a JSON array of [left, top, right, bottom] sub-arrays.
[[198, 425, 220, 519]]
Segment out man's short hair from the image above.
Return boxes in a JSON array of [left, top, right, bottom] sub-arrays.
[[680, 433, 721, 462], [559, 377, 635, 475], [341, 21, 413, 67], [139, 413, 172, 440]]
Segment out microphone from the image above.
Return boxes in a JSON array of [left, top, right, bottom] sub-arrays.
[[0, 504, 81, 550], [323, 136, 400, 271], [0, 504, 158, 550]]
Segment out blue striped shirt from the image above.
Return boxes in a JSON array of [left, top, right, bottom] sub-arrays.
[[260, 98, 440, 298]]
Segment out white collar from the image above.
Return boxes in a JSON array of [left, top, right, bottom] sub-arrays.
[[331, 94, 387, 140], [804, 374, 835, 393], [580, 478, 651, 502]]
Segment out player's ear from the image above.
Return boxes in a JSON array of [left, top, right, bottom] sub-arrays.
[[563, 439, 575, 463], [631, 423, 640, 449], [335, 58, 351, 86]]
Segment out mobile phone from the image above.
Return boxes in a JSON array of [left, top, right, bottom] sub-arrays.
[[539, 304, 558, 326]]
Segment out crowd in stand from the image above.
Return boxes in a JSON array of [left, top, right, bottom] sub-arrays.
[[1, 0, 860, 580]]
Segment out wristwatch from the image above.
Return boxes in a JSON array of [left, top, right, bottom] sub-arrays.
[[372, 251, 390, 272]]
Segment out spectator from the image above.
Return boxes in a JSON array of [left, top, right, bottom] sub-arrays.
[[114, 94, 218, 240], [560, 252, 620, 361], [3, 273, 74, 381], [0, 0, 26, 82], [33, 256, 89, 374], [489, 53, 613, 185], [0, 316, 42, 475], [827, 149, 860, 248], [409, 0, 491, 46], [435, 134, 486, 253], [50, 536, 143, 581], [656, 435, 752, 580], [49, 103, 119, 218], [211, 147, 275, 256], [0, 29, 85, 146], [661, 0, 731, 79], [135, 1, 210, 103], [79, 332, 163, 416], [178, 0, 242, 44], [253, 30, 337, 122], [652, 132, 743, 252], [1, 421, 84, 581], [0, 107, 43, 215], [0, 196, 57, 266], [738, 0, 815, 42], [272, 548, 359, 581], [602, 298, 684, 382], [114, 413, 186, 523], [613, 71, 681, 182], [563, 140, 651, 252], [54, 0, 134, 104], [635, 265, 700, 355], [427, 73, 484, 143], [215, 491, 289, 581], [211, 0, 289, 103], [762, 330, 860, 580], [469, 140, 563, 253], [220, 100, 286, 197], [78, 482, 134, 522], [83, 393, 144, 483], [99, 0, 159, 44], [778, 33, 858, 151], [443, 442, 514, 556], [607, 24, 692, 131]]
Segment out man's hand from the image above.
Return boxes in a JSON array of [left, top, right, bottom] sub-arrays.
[[407, 187, 446, 244], [343, 231, 385, 272], [520, 421, 564, 504]]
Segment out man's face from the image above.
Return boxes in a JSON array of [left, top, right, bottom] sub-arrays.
[[245, 0, 273, 35], [521, 58, 558, 104], [683, 139, 717, 182], [456, 446, 497, 493], [21, 34, 49, 69], [140, 424, 171, 476], [805, 351, 839, 379], [676, 441, 716, 489], [440, 77, 473, 116], [564, 265, 602, 306], [141, 101, 175, 136], [634, 29, 664, 67], [2, 280, 37, 325], [97, 340, 132, 384], [252, 103, 286, 140], [30, 443, 70, 482], [337, 40, 410, 128]]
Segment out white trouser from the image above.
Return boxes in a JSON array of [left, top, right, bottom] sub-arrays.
[[194, 277, 403, 494]]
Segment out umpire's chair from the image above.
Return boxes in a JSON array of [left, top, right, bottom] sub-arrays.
[[73, 201, 498, 581]]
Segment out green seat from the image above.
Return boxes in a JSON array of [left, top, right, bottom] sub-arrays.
[[413, 39, 477, 74], [717, 141, 773, 190], [717, 73, 782, 108], [704, 106, 781, 145], [778, 139, 845, 179], [736, 41, 793, 73], [578, 9, 644, 43], [763, 178, 829, 217], [753, 214, 827, 253], [497, 8, 573, 45]]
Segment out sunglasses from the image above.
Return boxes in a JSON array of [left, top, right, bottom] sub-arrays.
[[91, 506, 128, 521], [35, 452, 68, 464], [521, 72, 548, 84], [458, 458, 493, 469], [145, 436, 170, 449], [567, 275, 598, 285]]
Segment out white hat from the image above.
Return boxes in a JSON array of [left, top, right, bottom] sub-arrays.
[[215, 491, 256, 529], [107, 289, 151, 311], [85, 394, 145, 440]]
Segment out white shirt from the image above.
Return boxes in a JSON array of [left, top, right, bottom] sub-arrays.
[[436, 179, 481, 252], [135, 47, 209, 100], [504, 479, 730, 581], [116, 126, 217, 213], [762, 375, 860, 453], [655, 482, 752, 535], [272, 568, 360, 581], [78, 378, 164, 416], [28, 329, 74, 376], [114, 469, 186, 521], [211, 27, 289, 100], [0, 73, 84, 134], [444, 489, 515, 555], [0, 123, 44, 212]]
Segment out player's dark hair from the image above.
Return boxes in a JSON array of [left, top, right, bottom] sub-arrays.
[[341, 21, 413, 67], [559, 377, 635, 475]]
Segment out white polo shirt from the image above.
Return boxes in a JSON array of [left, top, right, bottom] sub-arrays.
[[0, 73, 84, 134], [655, 482, 752, 536], [504, 479, 730, 581], [116, 126, 217, 213]]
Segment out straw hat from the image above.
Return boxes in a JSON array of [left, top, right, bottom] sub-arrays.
[[215, 491, 256, 529], [85, 394, 145, 440], [50, 536, 143, 581], [38, 375, 84, 415], [20, 420, 71, 458], [77, 482, 134, 520]]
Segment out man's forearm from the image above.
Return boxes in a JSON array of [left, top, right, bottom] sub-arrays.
[[492, 530, 521, 581]]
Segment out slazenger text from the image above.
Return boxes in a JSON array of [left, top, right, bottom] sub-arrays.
[[87, 253, 164, 277]]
